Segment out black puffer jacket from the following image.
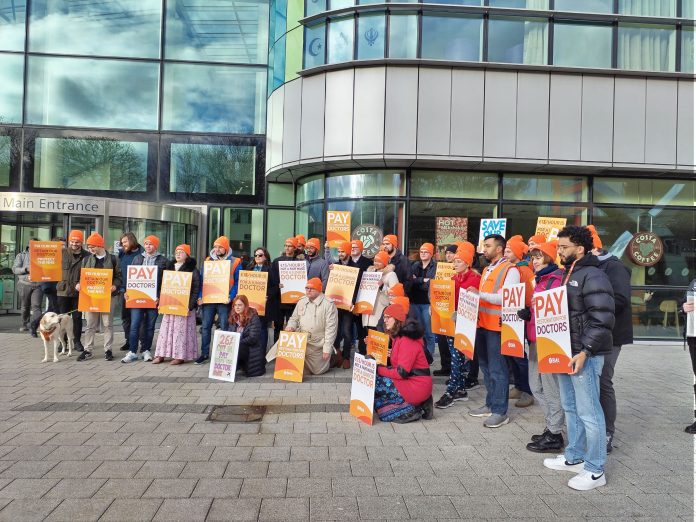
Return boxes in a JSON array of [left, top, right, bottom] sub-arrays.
[[389, 249, 411, 285], [596, 251, 633, 346], [165, 257, 200, 311], [565, 254, 615, 356], [234, 311, 266, 377]]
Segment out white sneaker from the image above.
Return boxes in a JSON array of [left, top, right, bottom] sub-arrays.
[[543, 454, 585, 472], [121, 352, 139, 364], [142, 350, 153, 362], [568, 469, 606, 491]]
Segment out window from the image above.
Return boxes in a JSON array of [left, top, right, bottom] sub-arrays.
[[618, 0, 676, 16], [554, 0, 613, 13], [169, 143, 256, 195], [488, 16, 548, 65], [165, 0, 269, 64], [683, 0, 694, 19], [326, 171, 405, 198], [0, 136, 10, 186], [271, 35, 287, 91], [503, 174, 588, 202], [222, 208, 264, 264], [682, 26, 694, 72], [26, 56, 159, 130], [593, 178, 695, 206], [618, 24, 676, 72], [502, 203, 588, 241], [273, 0, 288, 44], [328, 17, 354, 64], [28, 0, 161, 58], [285, 26, 303, 81], [389, 13, 418, 58], [411, 171, 498, 199], [421, 14, 483, 61], [0, 0, 26, 51], [268, 208, 295, 258], [33, 136, 149, 192], [553, 22, 612, 68], [268, 183, 294, 205], [304, 23, 326, 68], [306, 0, 327, 17], [0, 53, 23, 124], [489, 0, 549, 7], [297, 175, 324, 203], [330, 0, 354, 8], [296, 202, 325, 244], [357, 13, 385, 60], [425, 0, 481, 5], [162, 63, 266, 133]]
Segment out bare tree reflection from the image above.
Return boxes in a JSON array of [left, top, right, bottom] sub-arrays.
[[171, 143, 255, 194]]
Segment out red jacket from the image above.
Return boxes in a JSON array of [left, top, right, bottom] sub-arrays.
[[453, 269, 482, 308], [377, 321, 433, 405]]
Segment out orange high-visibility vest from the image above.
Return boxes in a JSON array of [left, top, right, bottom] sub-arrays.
[[206, 256, 242, 290], [517, 263, 535, 307], [478, 258, 514, 331]]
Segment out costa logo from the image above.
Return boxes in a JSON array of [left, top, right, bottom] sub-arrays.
[[628, 232, 663, 267], [351, 224, 383, 259]]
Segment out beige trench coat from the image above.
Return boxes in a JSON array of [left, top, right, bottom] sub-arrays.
[[286, 294, 338, 375]]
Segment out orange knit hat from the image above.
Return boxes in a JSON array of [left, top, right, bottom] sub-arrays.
[[586, 225, 603, 249], [384, 303, 406, 322], [306, 238, 321, 250], [420, 243, 434, 255], [305, 277, 322, 292], [86, 232, 105, 248], [531, 240, 558, 263], [383, 234, 398, 247], [339, 241, 352, 254], [295, 235, 306, 247], [392, 296, 410, 314], [527, 234, 547, 246], [213, 236, 230, 252], [285, 237, 298, 248], [388, 283, 405, 297], [351, 239, 363, 252], [507, 239, 528, 261], [373, 251, 390, 267], [143, 235, 160, 250], [68, 230, 84, 243], [455, 241, 476, 266], [175, 244, 191, 256]]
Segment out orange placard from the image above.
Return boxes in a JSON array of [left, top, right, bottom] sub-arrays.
[[77, 268, 113, 313], [501, 283, 525, 357], [349, 354, 377, 425], [430, 280, 455, 337], [366, 329, 389, 365], [536, 217, 567, 242], [325, 264, 359, 311], [29, 241, 62, 282], [327, 211, 351, 248], [274, 331, 307, 382], [124, 265, 158, 309], [434, 262, 454, 281], [202, 260, 231, 304], [158, 270, 192, 316], [238, 270, 268, 316]]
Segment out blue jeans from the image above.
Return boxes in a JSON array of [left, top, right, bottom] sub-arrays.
[[412, 304, 436, 355], [201, 303, 230, 357], [508, 354, 532, 395], [475, 328, 509, 415], [558, 355, 606, 475], [129, 308, 158, 353], [446, 337, 466, 395]]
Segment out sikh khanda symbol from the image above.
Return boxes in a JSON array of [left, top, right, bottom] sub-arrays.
[[364, 27, 379, 46]]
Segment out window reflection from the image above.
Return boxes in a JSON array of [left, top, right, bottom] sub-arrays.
[[0, 136, 10, 186], [162, 63, 266, 133], [29, 0, 161, 58], [554, 0, 613, 13], [357, 14, 385, 60], [421, 15, 482, 61], [553, 22, 612, 68], [304, 23, 326, 68], [593, 178, 695, 206], [169, 143, 256, 195], [0, 53, 24, 124], [326, 171, 405, 198], [0, 0, 26, 51], [165, 0, 269, 64], [618, 0, 676, 16], [503, 174, 587, 202], [297, 175, 324, 203], [411, 171, 498, 199], [683, 27, 694, 73], [33, 136, 148, 191], [328, 17, 354, 64], [488, 16, 547, 65], [389, 13, 418, 58], [489, 0, 549, 7], [618, 24, 676, 72], [26, 56, 159, 130]]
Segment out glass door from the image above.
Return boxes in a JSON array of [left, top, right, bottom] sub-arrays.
[[0, 224, 17, 311]]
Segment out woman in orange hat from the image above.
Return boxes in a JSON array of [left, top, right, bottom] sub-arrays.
[[362, 250, 399, 331]]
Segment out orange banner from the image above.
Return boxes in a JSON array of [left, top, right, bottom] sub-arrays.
[[202, 260, 231, 304], [238, 270, 268, 316], [29, 241, 62, 282], [274, 331, 307, 382], [366, 329, 389, 365], [158, 270, 192, 316], [327, 211, 351, 248], [325, 264, 359, 311], [77, 268, 113, 313], [501, 283, 525, 357], [536, 217, 567, 242], [430, 280, 455, 337], [125, 265, 158, 309], [434, 262, 454, 281]]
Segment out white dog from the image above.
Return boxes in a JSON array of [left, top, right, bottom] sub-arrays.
[[38, 312, 74, 363]]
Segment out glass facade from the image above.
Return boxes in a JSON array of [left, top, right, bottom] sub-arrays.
[[421, 14, 483, 61], [487, 16, 548, 65], [0, 53, 23, 124], [553, 22, 613, 68]]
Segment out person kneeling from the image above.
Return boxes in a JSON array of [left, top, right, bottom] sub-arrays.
[[228, 295, 266, 377], [374, 304, 433, 423]]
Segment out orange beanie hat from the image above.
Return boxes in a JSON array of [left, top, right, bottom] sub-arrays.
[[213, 236, 230, 252], [384, 303, 407, 322], [392, 296, 410, 314], [305, 277, 323, 292], [507, 239, 528, 261], [175, 244, 191, 256], [586, 225, 602, 249], [420, 243, 434, 255], [306, 238, 321, 250], [528, 234, 547, 246], [531, 240, 558, 263], [388, 283, 405, 297], [295, 235, 306, 247], [339, 241, 352, 254], [383, 234, 398, 247], [68, 230, 84, 243], [144, 235, 160, 250], [455, 241, 476, 266], [373, 251, 390, 267], [86, 232, 105, 248], [351, 239, 364, 252], [285, 237, 298, 248]]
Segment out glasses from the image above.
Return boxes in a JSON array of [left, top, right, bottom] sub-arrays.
[[304, 288, 316, 292], [254, 253, 265, 258], [557, 244, 575, 251]]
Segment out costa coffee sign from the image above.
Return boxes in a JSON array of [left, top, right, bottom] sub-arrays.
[[351, 224, 383, 259], [628, 232, 663, 266]]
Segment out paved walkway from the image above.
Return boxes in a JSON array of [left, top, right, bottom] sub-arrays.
[[0, 331, 692, 521]]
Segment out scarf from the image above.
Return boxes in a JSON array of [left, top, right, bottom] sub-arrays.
[[142, 252, 159, 266], [534, 263, 559, 283]]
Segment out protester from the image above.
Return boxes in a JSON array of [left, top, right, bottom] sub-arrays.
[[436, 242, 481, 409], [587, 224, 633, 453], [117, 232, 143, 352], [121, 235, 168, 364], [543, 225, 614, 491], [503, 236, 535, 408], [57, 230, 89, 351], [285, 277, 338, 375], [12, 240, 43, 337], [434, 244, 459, 376], [294, 235, 307, 260], [682, 278, 696, 433], [76, 233, 122, 361], [381, 235, 410, 284], [153, 245, 200, 364], [362, 251, 398, 331], [269, 238, 298, 343], [467, 234, 520, 428], [38, 236, 64, 316], [374, 304, 433, 423], [305, 238, 329, 289], [228, 295, 266, 377], [329, 241, 358, 369], [196, 236, 242, 365], [518, 241, 565, 453], [408, 242, 437, 357], [248, 246, 272, 354], [527, 234, 546, 250], [348, 240, 373, 356]]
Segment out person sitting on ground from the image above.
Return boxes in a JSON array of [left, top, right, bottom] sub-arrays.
[[228, 295, 266, 377], [374, 304, 433, 423]]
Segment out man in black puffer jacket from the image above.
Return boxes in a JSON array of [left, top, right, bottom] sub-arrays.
[[542, 226, 614, 492]]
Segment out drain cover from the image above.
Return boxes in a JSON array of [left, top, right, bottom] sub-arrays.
[[206, 405, 266, 423]]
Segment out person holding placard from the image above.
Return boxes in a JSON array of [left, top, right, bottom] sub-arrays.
[[408, 243, 438, 358], [117, 232, 143, 352], [543, 226, 614, 491], [304, 238, 329, 289], [362, 251, 399, 331], [247, 246, 272, 354], [381, 235, 410, 284], [294, 235, 307, 260], [269, 238, 299, 344], [285, 277, 338, 375], [434, 245, 460, 376], [153, 245, 200, 365], [196, 236, 243, 365], [328, 241, 359, 369], [374, 304, 433, 423], [682, 278, 696, 434], [436, 243, 481, 409], [12, 241, 43, 337], [517, 240, 565, 453], [122, 236, 168, 364], [227, 295, 266, 377], [57, 230, 90, 351], [76, 233, 122, 362]]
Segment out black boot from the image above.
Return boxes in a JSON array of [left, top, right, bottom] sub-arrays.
[[74, 339, 85, 352], [685, 421, 696, 434], [392, 408, 422, 424], [526, 431, 564, 453], [530, 428, 550, 442], [420, 396, 434, 420]]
